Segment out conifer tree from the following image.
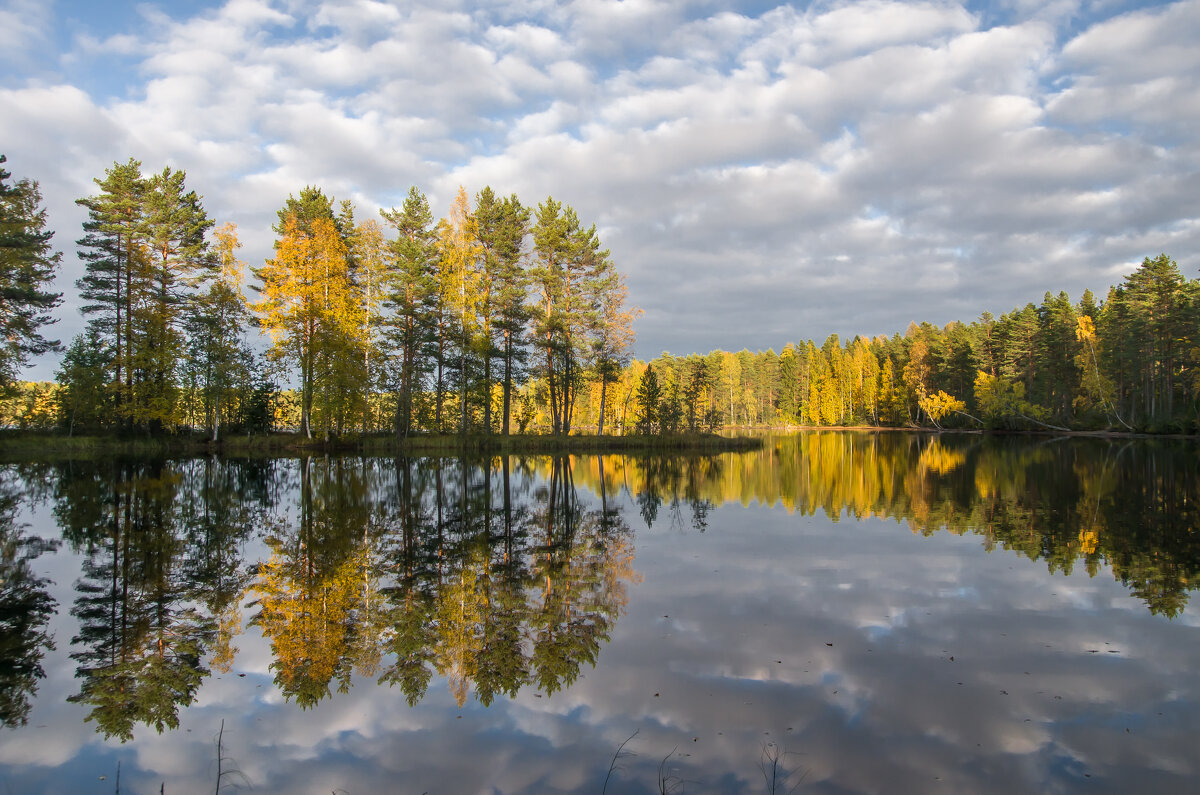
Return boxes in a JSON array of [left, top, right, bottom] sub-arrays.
[[635, 365, 661, 434], [381, 187, 437, 438], [76, 158, 146, 424], [76, 160, 214, 432], [475, 187, 532, 434], [0, 155, 62, 391]]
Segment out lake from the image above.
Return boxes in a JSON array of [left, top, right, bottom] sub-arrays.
[[1, 432, 1198, 793]]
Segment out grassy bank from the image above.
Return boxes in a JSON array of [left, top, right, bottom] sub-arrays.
[[0, 429, 762, 461]]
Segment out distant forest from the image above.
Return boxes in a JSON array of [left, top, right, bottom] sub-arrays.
[[2, 154, 1198, 436]]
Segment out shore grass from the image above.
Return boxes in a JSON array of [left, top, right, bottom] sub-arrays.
[[0, 429, 763, 461]]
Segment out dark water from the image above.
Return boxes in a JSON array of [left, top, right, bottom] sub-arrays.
[[1, 432, 1199, 793]]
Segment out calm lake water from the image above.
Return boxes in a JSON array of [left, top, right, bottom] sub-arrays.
[[1, 432, 1199, 794]]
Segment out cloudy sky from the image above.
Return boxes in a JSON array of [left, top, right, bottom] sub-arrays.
[[2, 0, 1198, 376]]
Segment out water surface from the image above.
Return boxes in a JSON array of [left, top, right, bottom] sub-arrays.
[[1, 432, 1198, 793]]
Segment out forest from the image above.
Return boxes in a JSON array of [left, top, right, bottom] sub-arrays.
[[2, 153, 1199, 437]]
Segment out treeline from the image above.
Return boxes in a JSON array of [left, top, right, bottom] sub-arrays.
[[1, 155, 635, 439], [3, 151, 1198, 436], [615, 254, 1200, 434]]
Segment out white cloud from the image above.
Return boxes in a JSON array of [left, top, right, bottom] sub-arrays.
[[0, 0, 52, 64], [3, 0, 1200, 379]]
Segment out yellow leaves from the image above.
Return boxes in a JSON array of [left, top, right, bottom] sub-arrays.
[[252, 547, 367, 702], [210, 604, 242, 675], [918, 390, 965, 424], [1075, 315, 1096, 344], [256, 214, 360, 343], [918, 440, 965, 475], [254, 212, 368, 434], [436, 185, 484, 328], [433, 560, 487, 707], [213, 222, 245, 294]]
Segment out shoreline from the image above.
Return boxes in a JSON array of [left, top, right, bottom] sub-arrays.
[[2, 424, 1195, 462], [0, 430, 764, 461]]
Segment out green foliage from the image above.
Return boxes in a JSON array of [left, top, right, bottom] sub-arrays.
[[0, 155, 62, 391], [75, 159, 218, 433], [21, 150, 1200, 438], [635, 365, 661, 434], [974, 371, 1046, 429]]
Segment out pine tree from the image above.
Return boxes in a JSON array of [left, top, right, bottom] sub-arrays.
[[475, 188, 532, 434], [76, 158, 146, 425], [0, 155, 62, 391], [531, 197, 572, 433], [76, 160, 215, 433], [381, 187, 436, 438], [488, 194, 532, 435], [635, 365, 661, 434]]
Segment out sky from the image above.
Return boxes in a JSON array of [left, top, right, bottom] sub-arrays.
[[2, 0, 1199, 378]]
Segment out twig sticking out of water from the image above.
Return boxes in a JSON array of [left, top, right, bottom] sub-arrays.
[[214, 721, 223, 795], [602, 729, 639, 794], [213, 719, 252, 793], [658, 747, 683, 794], [760, 742, 808, 794]]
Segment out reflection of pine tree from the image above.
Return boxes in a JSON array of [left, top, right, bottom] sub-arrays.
[[369, 455, 636, 705], [474, 565, 529, 706], [528, 457, 630, 695], [176, 457, 268, 672], [378, 457, 439, 705], [64, 461, 212, 741], [578, 437, 1200, 616], [474, 456, 534, 705], [0, 472, 57, 727]]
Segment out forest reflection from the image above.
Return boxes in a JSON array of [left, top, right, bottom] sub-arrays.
[[579, 432, 1200, 618], [10, 454, 637, 740], [2, 432, 1198, 742]]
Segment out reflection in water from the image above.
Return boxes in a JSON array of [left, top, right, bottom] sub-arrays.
[[250, 455, 637, 709], [0, 469, 57, 728], [54, 459, 266, 740], [573, 434, 1200, 617], [3, 433, 1197, 748]]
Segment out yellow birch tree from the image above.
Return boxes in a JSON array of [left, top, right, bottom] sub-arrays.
[[254, 214, 363, 438]]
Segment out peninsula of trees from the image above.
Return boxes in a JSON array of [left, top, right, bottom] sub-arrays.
[[2, 153, 1199, 438], [4, 156, 636, 442]]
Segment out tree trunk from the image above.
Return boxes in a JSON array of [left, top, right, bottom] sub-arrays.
[[502, 332, 512, 436], [597, 377, 607, 435]]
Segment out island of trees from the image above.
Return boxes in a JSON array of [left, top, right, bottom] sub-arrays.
[[3, 153, 1199, 440]]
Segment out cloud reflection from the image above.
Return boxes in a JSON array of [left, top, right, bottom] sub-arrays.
[[0, 435, 1197, 792]]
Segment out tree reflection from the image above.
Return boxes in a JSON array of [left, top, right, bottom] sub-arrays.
[[53, 458, 263, 740], [249, 455, 637, 709], [251, 456, 390, 707], [572, 434, 1200, 616], [17, 434, 1198, 741], [373, 454, 636, 706], [0, 468, 57, 727]]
